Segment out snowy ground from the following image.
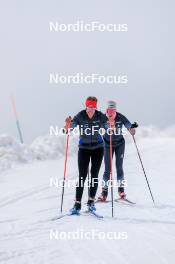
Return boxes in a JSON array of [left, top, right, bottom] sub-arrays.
[[0, 133, 175, 264]]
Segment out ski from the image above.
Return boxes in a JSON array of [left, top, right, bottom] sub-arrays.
[[52, 212, 80, 220], [95, 198, 135, 205], [52, 211, 103, 220], [51, 213, 71, 220], [95, 200, 111, 204], [83, 210, 104, 219], [114, 198, 136, 205]]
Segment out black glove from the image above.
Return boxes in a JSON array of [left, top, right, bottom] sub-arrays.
[[131, 122, 139, 128]]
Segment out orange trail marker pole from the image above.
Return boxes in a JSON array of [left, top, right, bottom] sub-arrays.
[[10, 96, 24, 144]]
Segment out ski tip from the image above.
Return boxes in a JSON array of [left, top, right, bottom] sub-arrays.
[[95, 200, 111, 204], [114, 198, 136, 205]]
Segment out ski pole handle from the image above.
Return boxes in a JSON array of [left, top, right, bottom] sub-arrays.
[[131, 122, 139, 129]]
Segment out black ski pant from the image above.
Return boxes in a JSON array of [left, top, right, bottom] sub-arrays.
[[76, 147, 104, 202], [103, 139, 125, 193]]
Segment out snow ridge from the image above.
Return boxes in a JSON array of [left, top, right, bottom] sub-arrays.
[[0, 125, 174, 172]]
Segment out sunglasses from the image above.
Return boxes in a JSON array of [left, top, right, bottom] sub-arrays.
[[107, 109, 116, 115]]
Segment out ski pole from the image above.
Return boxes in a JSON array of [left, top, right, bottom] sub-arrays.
[[60, 134, 70, 213], [131, 123, 155, 205], [10, 96, 24, 144], [109, 125, 114, 217], [87, 165, 90, 199]]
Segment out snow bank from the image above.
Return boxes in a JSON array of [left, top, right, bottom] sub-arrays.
[[134, 125, 175, 138], [0, 135, 33, 172], [30, 134, 78, 160], [0, 134, 78, 172], [125, 125, 175, 144], [0, 125, 174, 172]]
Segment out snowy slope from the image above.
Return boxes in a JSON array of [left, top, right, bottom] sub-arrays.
[[0, 131, 175, 264]]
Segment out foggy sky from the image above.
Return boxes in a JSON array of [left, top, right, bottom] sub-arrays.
[[0, 0, 175, 142]]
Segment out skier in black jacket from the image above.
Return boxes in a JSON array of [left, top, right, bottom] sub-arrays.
[[98, 100, 136, 202], [64, 96, 108, 214]]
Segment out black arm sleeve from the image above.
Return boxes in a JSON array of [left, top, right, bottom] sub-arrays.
[[119, 113, 132, 129]]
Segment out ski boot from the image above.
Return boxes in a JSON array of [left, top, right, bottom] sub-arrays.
[[97, 188, 108, 202], [70, 201, 81, 215], [87, 199, 96, 212], [118, 191, 126, 199]]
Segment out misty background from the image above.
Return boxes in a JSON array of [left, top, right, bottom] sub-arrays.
[[0, 0, 175, 143]]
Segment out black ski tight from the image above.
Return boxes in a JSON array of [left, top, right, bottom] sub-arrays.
[[76, 147, 104, 202]]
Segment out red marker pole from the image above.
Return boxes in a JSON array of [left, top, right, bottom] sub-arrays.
[[109, 125, 114, 217], [10, 96, 24, 144]]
